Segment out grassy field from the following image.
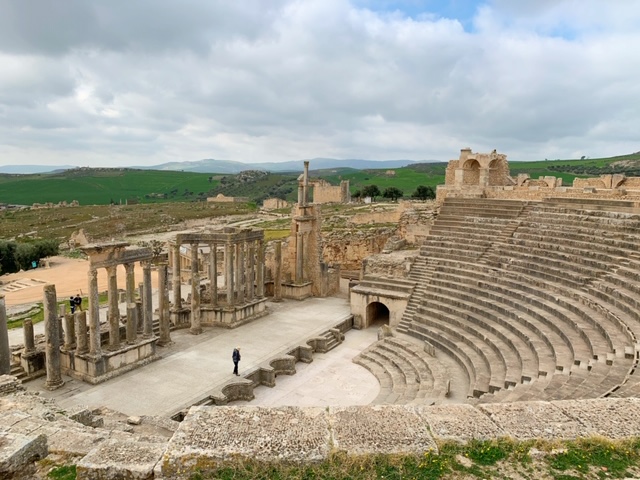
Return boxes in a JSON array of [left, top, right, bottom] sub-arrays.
[[0, 202, 255, 243], [0, 168, 218, 205], [2, 153, 639, 207]]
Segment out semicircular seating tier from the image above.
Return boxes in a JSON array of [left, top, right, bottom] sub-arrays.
[[394, 197, 640, 404]]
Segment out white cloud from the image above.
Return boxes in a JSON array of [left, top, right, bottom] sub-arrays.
[[0, 0, 639, 167]]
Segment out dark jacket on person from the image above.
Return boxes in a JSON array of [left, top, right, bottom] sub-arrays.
[[232, 349, 241, 363]]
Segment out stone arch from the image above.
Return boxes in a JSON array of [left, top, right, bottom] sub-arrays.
[[488, 158, 509, 186], [462, 159, 481, 186], [366, 301, 390, 326]]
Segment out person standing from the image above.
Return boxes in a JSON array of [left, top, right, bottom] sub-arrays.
[[69, 296, 76, 314], [232, 347, 241, 376], [74, 294, 83, 312]]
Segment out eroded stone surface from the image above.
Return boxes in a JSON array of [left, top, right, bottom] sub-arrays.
[[421, 404, 506, 441], [478, 401, 589, 440], [555, 398, 640, 439], [330, 405, 435, 455], [0, 431, 47, 479], [77, 439, 165, 480], [160, 405, 330, 477]]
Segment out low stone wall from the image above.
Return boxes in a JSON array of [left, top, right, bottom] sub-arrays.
[[157, 397, 640, 478]]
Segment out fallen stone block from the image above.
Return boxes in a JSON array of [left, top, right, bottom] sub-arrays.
[[0, 432, 47, 479], [76, 439, 165, 480]]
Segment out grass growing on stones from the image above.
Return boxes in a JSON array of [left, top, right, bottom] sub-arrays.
[[46, 465, 76, 480], [183, 437, 640, 480], [7, 293, 108, 329]]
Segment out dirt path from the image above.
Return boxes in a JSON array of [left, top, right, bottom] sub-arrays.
[[0, 256, 157, 308]]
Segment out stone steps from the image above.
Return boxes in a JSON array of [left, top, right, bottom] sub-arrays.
[[428, 272, 599, 363], [353, 337, 451, 405]]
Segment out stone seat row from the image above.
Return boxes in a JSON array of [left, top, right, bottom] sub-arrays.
[[404, 198, 640, 402], [353, 336, 450, 404]]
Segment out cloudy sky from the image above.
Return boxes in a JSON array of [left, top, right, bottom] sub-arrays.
[[1, 0, 639, 167]]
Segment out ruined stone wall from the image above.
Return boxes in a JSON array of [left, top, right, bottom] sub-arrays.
[[445, 160, 459, 185], [488, 160, 512, 186], [361, 250, 418, 280], [397, 200, 437, 245], [262, 198, 289, 209], [311, 179, 349, 204], [573, 178, 607, 188], [350, 207, 402, 225], [323, 227, 395, 271], [207, 194, 250, 203]]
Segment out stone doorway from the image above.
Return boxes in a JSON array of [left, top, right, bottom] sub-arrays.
[[366, 301, 389, 327]]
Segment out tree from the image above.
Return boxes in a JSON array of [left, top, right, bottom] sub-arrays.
[[362, 184, 381, 201], [352, 190, 361, 201], [412, 185, 436, 201], [383, 187, 404, 202]]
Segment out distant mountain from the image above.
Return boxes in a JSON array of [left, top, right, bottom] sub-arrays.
[[0, 164, 75, 174], [139, 158, 433, 174], [0, 158, 438, 175]]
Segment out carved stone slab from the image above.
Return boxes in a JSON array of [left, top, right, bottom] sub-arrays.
[[77, 439, 165, 480], [159, 406, 330, 477], [421, 404, 506, 441], [330, 405, 436, 455], [554, 397, 640, 439], [478, 401, 590, 440]]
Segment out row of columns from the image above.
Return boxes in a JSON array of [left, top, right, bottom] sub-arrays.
[[172, 240, 265, 311], [5, 262, 171, 390]]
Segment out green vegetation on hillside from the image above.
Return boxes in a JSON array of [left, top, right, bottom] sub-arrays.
[[0, 202, 254, 243], [0, 168, 219, 206], [2, 153, 640, 208]]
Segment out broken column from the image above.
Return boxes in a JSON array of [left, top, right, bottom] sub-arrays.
[[44, 284, 64, 390], [74, 311, 89, 355], [63, 313, 76, 350], [0, 295, 10, 375], [23, 318, 36, 355]]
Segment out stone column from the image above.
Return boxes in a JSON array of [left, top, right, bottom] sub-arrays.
[[88, 268, 101, 357], [247, 241, 255, 300], [43, 284, 64, 390], [74, 311, 89, 355], [137, 283, 144, 333], [0, 295, 10, 375], [107, 266, 120, 350], [303, 160, 310, 205], [210, 244, 218, 307], [172, 242, 182, 310], [143, 261, 153, 338], [237, 242, 245, 304], [296, 231, 304, 283], [157, 263, 172, 345], [126, 303, 138, 344], [190, 245, 202, 335], [124, 263, 136, 342], [225, 242, 235, 306], [274, 240, 282, 301], [23, 319, 36, 355], [257, 239, 265, 298], [297, 184, 303, 206], [63, 313, 75, 350]]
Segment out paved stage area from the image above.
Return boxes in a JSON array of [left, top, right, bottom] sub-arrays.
[[26, 297, 381, 417]]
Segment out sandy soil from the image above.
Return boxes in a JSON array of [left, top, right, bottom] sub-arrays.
[[0, 256, 158, 307]]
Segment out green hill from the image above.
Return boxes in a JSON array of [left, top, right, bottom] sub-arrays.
[[0, 168, 219, 206], [2, 153, 639, 207]]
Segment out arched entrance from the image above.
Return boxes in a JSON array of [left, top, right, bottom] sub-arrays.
[[366, 301, 389, 327], [462, 159, 481, 185]]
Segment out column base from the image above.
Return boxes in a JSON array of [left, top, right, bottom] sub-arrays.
[[45, 379, 65, 391], [189, 327, 203, 335]]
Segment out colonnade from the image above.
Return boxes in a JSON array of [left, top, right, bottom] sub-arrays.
[[173, 228, 266, 332]]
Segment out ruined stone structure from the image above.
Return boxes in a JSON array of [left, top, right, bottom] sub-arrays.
[[308, 178, 351, 204], [261, 197, 289, 210], [281, 161, 340, 300], [206, 193, 250, 203], [171, 228, 267, 329]]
